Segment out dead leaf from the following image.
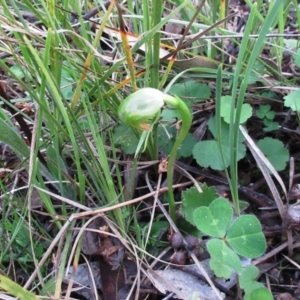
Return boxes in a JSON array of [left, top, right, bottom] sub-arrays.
[[147, 266, 225, 300]]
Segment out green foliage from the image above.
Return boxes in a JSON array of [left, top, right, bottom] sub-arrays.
[[0, 217, 48, 265], [207, 239, 242, 278], [113, 123, 139, 155], [220, 96, 252, 124], [181, 194, 268, 295], [180, 185, 218, 226], [113, 122, 196, 159], [193, 198, 266, 278], [0, 274, 40, 300], [194, 198, 232, 238], [226, 215, 266, 258], [257, 137, 289, 171], [256, 104, 275, 120], [239, 266, 265, 294], [192, 117, 246, 170], [284, 88, 300, 111], [263, 119, 278, 132], [244, 287, 273, 300], [256, 102, 278, 132], [158, 125, 196, 159], [293, 48, 300, 68], [169, 81, 211, 104], [141, 220, 169, 247], [240, 266, 273, 300]]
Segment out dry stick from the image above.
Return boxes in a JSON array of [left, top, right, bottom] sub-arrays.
[[24, 182, 192, 287], [160, 12, 237, 62]]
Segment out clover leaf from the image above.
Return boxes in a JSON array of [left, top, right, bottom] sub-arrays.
[[239, 266, 265, 295], [227, 215, 266, 258], [194, 198, 233, 238], [244, 288, 273, 300], [180, 185, 218, 226], [207, 239, 242, 279]]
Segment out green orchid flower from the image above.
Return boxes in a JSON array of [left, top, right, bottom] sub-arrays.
[[118, 88, 164, 130], [118, 88, 192, 222]]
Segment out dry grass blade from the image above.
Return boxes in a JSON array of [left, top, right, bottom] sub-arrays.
[[240, 126, 286, 217]]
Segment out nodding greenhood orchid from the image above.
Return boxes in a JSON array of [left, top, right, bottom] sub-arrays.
[[118, 88, 164, 131], [118, 88, 192, 222]]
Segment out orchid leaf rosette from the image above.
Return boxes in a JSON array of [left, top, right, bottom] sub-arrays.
[[118, 88, 192, 222]]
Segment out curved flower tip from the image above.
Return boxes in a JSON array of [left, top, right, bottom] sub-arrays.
[[118, 88, 164, 130]]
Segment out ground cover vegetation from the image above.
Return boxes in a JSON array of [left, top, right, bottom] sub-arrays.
[[0, 0, 299, 299]]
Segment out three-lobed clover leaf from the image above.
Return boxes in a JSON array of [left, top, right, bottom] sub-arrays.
[[194, 198, 232, 238], [207, 239, 242, 279], [244, 288, 273, 300], [227, 215, 266, 258], [191, 198, 266, 282], [239, 266, 265, 295], [256, 104, 275, 120], [180, 185, 218, 226]]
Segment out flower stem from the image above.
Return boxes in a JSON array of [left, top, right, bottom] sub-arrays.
[[163, 95, 192, 222]]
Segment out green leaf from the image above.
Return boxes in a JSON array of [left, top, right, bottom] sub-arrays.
[[161, 108, 182, 121], [0, 274, 40, 300], [247, 61, 265, 84], [10, 64, 32, 80], [293, 48, 300, 69], [158, 125, 196, 158], [284, 89, 300, 111], [169, 81, 211, 104], [256, 104, 271, 119], [142, 221, 169, 246], [265, 111, 275, 120], [207, 239, 242, 278], [194, 198, 233, 238], [227, 215, 266, 258], [257, 137, 289, 171], [113, 123, 139, 154], [193, 140, 226, 170], [263, 120, 278, 132], [261, 91, 277, 99], [239, 266, 265, 294], [220, 96, 252, 124], [180, 185, 218, 226], [192, 118, 246, 170], [244, 288, 274, 300], [177, 133, 196, 158], [0, 118, 30, 158]]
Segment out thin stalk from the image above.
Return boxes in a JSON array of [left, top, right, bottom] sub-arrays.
[[163, 95, 192, 222], [151, 0, 162, 88]]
